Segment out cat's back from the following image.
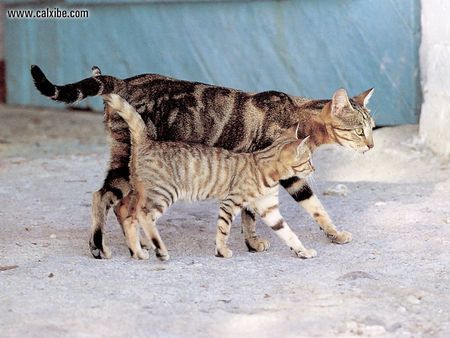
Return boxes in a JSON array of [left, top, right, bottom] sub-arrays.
[[118, 74, 303, 153]]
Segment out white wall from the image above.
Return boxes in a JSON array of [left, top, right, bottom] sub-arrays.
[[420, 0, 450, 159]]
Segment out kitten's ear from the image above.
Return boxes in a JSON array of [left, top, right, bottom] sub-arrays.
[[283, 123, 300, 139], [299, 136, 310, 147], [353, 88, 374, 107], [331, 88, 352, 116], [297, 136, 311, 154]]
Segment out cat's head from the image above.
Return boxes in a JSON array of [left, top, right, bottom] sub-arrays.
[[277, 124, 314, 179], [320, 88, 375, 152]]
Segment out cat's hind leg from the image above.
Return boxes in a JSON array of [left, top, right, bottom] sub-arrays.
[[89, 101, 133, 259], [89, 167, 132, 259], [252, 194, 316, 259]]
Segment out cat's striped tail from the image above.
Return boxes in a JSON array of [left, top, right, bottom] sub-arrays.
[[30, 65, 123, 104], [103, 94, 154, 144]]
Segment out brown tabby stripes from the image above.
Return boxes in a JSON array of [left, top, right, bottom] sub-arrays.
[[30, 65, 375, 259], [104, 94, 317, 259]]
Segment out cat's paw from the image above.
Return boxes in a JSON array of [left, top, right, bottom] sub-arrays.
[[245, 237, 271, 252], [294, 248, 317, 259], [329, 231, 352, 244], [155, 249, 170, 261], [89, 241, 112, 259], [215, 246, 233, 258]]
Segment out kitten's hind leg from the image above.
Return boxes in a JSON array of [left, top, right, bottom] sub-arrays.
[[122, 216, 149, 260], [215, 202, 241, 258], [241, 208, 270, 252], [137, 205, 170, 261], [113, 195, 151, 250], [252, 195, 316, 259]]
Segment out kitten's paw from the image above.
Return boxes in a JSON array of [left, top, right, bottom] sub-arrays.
[[131, 249, 149, 260], [102, 245, 112, 259], [329, 231, 352, 244], [155, 249, 170, 261], [294, 248, 317, 259], [215, 246, 233, 258], [139, 249, 150, 260], [245, 237, 271, 252]]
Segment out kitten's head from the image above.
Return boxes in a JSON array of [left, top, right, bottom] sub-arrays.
[[277, 124, 314, 179], [321, 88, 375, 152]]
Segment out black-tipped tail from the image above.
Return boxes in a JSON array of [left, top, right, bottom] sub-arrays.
[[30, 64, 118, 104], [31, 65, 57, 98]]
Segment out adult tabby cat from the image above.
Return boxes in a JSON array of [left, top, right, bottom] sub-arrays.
[[30, 65, 375, 259], [104, 94, 315, 260]]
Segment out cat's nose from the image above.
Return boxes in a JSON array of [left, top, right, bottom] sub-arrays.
[[367, 143, 374, 149]]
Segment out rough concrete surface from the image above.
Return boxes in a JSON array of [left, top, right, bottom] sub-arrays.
[[0, 105, 449, 338]]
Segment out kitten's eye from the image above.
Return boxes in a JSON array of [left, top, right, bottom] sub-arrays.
[[355, 128, 364, 136]]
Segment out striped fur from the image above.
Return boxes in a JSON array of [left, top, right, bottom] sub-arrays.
[[30, 65, 375, 259], [104, 94, 315, 259]]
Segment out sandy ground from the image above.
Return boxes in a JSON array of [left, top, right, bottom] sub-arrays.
[[0, 104, 449, 338]]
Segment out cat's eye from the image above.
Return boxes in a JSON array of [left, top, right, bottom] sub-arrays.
[[355, 128, 364, 136]]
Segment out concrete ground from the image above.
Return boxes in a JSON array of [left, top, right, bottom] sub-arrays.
[[0, 104, 449, 338]]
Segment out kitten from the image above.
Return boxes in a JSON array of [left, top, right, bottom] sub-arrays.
[[104, 94, 315, 260], [31, 65, 375, 259]]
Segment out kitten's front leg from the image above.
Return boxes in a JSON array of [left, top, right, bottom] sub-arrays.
[[281, 178, 352, 244], [252, 195, 316, 258], [241, 208, 271, 252], [215, 201, 240, 258]]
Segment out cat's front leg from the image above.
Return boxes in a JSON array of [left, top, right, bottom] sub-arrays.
[[252, 195, 316, 258], [281, 177, 352, 244], [215, 201, 241, 258]]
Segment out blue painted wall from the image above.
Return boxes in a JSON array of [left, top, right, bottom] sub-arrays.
[[5, 0, 421, 125]]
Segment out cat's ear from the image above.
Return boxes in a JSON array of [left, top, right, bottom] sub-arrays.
[[331, 88, 352, 116], [283, 123, 300, 139], [353, 88, 374, 107]]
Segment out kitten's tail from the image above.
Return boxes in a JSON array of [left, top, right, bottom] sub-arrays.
[[30, 65, 124, 104], [103, 94, 155, 144]]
